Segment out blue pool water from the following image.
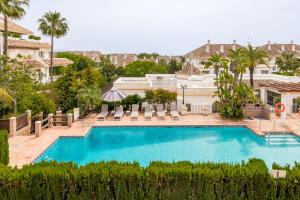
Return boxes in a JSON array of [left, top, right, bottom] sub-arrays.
[[35, 126, 300, 167]]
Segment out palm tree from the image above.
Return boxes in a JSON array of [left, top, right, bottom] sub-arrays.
[[76, 87, 101, 116], [275, 53, 300, 74], [242, 45, 268, 87], [38, 11, 69, 82], [0, 86, 16, 113], [0, 0, 30, 56], [202, 54, 228, 78], [228, 48, 247, 84]]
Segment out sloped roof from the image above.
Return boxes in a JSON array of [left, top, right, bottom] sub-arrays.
[[185, 42, 245, 60], [21, 59, 46, 68], [8, 39, 50, 49], [176, 63, 201, 75], [257, 80, 300, 92], [0, 16, 33, 35], [43, 58, 73, 66], [258, 43, 300, 57]]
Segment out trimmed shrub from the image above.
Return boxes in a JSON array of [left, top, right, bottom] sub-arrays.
[[0, 159, 299, 199], [0, 130, 9, 165]]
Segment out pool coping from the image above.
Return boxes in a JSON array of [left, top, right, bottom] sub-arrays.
[[32, 124, 298, 164]]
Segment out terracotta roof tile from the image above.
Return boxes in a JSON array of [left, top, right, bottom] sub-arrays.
[[43, 58, 73, 66], [8, 39, 50, 49], [185, 43, 245, 60], [256, 80, 300, 92], [0, 17, 33, 35], [258, 43, 300, 57], [21, 59, 46, 68]]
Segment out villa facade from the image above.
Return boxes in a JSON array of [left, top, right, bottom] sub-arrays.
[[114, 73, 300, 121], [0, 17, 72, 83], [183, 40, 300, 76]]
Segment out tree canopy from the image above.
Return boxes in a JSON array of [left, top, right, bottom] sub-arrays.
[[123, 61, 169, 77]]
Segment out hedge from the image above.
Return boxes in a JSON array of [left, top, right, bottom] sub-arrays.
[[0, 129, 8, 165], [0, 159, 299, 199]]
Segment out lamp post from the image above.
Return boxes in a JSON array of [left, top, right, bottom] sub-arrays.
[[181, 85, 187, 104]]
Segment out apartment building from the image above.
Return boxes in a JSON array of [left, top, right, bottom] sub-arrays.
[[0, 17, 72, 83]]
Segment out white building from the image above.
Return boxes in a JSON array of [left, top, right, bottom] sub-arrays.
[[0, 17, 72, 83], [113, 73, 300, 118], [183, 40, 300, 75]]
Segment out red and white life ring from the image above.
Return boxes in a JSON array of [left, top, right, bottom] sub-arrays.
[[275, 102, 285, 113]]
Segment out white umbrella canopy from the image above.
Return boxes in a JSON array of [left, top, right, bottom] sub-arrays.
[[101, 88, 127, 102]]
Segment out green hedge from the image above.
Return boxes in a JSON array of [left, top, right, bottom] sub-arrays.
[[0, 159, 299, 199], [0, 130, 8, 165]]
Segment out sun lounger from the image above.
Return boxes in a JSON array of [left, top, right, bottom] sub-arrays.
[[97, 104, 108, 120], [144, 104, 152, 120], [114, 106, 124, 120], [131, 104, 139, 120], [170, 103, 180, 120], [157, 104, 165, 120]]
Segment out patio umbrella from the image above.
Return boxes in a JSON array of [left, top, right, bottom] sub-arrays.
[[101, 88, 127, 109]]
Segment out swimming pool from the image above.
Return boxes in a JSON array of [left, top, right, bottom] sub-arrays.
[[35, 126, 300, 167]]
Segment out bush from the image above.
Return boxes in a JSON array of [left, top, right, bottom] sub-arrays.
[[121, 94, 143, 111], [0, 130, 9, 165], [0, 159, 299, 199], [28, 35, 41, 40]]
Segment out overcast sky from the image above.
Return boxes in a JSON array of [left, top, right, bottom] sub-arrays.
[[18, 0, 299, 55]]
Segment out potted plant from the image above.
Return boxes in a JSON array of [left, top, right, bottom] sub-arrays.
[[296, 97, 300, 115], [273, 97, 281, 116]]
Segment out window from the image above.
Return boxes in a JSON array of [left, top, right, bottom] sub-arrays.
[[267, 90, 281, 105], [203, 70, 210, 74], [261, 70, 269, 74], [38, 51, 44, 59]]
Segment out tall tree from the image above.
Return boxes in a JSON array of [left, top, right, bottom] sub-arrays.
[[242, 45, 268, 87], [228, 49, 247, 84], [0, 0, 29, 56], [38, 11, 69, 82], [275, 53, 300, 74]]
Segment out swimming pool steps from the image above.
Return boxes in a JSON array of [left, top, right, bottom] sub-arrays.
[[266, 135, 300, 145]]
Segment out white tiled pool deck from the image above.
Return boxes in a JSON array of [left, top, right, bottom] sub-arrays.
[[9, 113, 300, 168]]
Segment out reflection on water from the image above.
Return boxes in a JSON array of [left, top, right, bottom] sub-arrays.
[[36, 127, 300, 167]]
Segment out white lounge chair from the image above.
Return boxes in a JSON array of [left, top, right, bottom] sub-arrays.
[[170, 103, 180, 120], [98, 104, 108, 121], [131, 104, 139, 120], [144, 104, 152, 120], [114, 106, 124, 121], [157, 104, 165, 120]]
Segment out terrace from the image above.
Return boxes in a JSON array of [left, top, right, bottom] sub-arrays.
[[9, 112, 300, 168]]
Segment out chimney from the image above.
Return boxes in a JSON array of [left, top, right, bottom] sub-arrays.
[[232, 40, 236, 50], [267, 41, 272, 51], [281, 44, 285, 52], [220, 45, 224, 53], [206, 40, 211, 53]]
